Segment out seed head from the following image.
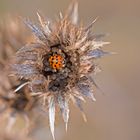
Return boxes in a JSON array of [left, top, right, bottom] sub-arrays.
[[12, 2, 110, 139]]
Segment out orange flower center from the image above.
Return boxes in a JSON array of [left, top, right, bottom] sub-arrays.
[[49, 54, 64, 70]]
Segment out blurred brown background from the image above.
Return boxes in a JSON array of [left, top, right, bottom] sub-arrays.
[[0, 0, 140, 140]]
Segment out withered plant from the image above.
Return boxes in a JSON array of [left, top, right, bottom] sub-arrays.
[[11, 2, 111, 139]]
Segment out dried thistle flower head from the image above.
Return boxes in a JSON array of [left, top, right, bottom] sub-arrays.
[[0, 61, 38, 132], [0, 71, 39, 132], [12, 2, 111, 139], [0, 17, 38, 132]]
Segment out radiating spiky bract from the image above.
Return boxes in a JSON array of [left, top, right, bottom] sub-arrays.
[[12, 2, 110, 139]]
